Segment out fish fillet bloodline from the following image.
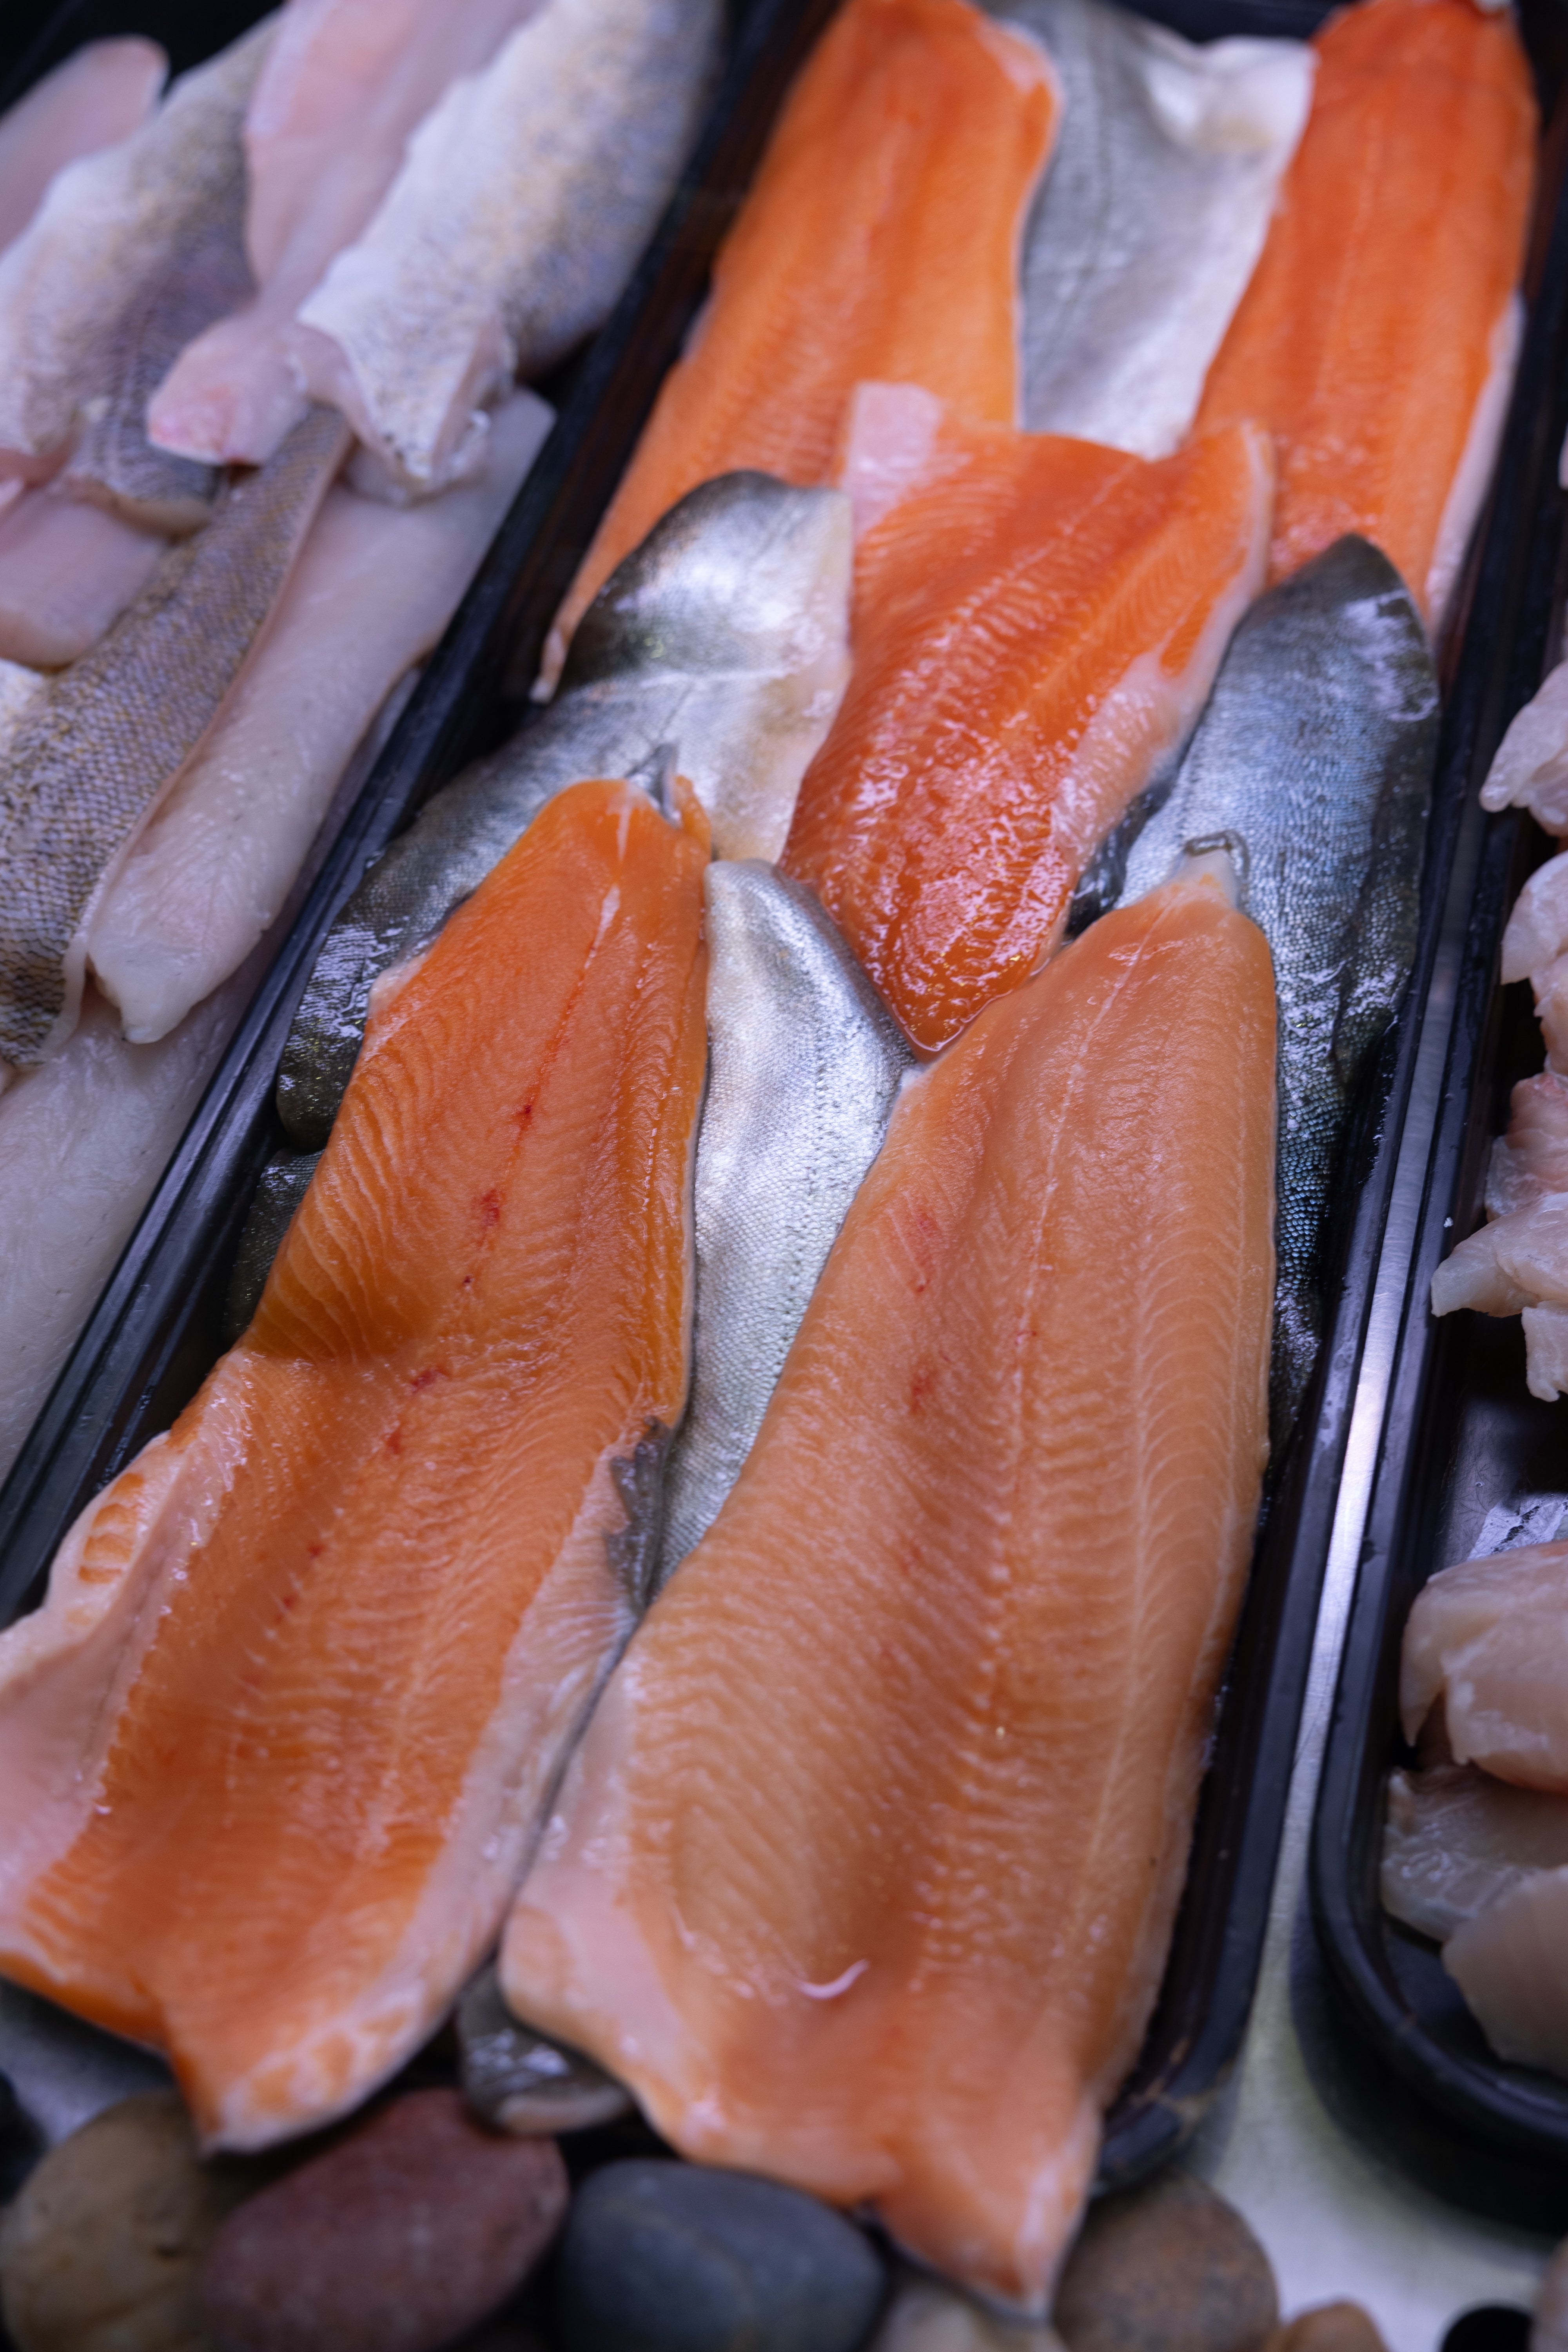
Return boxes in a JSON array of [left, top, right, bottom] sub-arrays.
[[0, 777, 708, 2151], [1194, 0, 1535, 629], [503, 862, 1276, 2314], [781, 383, 1272, 1053], [543, 0, 1058, 679]]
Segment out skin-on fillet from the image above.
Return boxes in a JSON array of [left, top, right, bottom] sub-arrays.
[[148, 0, 539, 468], [0, 40, 165, 259], [780, 383, 1272, 1053], [543, 0, 1058, 679], [0, 777, 708, 2150], [1194, 0, 1535, 630], [503, 863, 1275, 2316]]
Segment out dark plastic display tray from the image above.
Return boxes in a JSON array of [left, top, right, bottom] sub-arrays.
[[1310, 0, 1568, 2198], [0, 0, 1554, 2206]]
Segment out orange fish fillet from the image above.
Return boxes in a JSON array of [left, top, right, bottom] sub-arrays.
[[545, 0, 1058, 676], [780, 383, 1272, 1053], [1195, 0, 1535, 627], [503, 863, 1276, 2316], [0, 777, 708, 2149]]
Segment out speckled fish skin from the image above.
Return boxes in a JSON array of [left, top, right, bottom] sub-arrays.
[[294, 0, 721, 493], [0, 402, 349, 1067], [0, 20, 272, 472], [276, 472, 851, 1148], [1116, 535, 1438, 1432], [994, 0, 1312, 459], [658, 863, 912, 1588]]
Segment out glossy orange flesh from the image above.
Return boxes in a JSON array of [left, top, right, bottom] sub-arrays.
[[780, 401, 1272, 1052], [1195, 0, 1535, 620], [502, 868, 1276, 2314], [0, 778, 708, 2148]]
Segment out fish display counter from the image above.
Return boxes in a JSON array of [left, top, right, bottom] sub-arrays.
[[0, 0, 1561, 2345]]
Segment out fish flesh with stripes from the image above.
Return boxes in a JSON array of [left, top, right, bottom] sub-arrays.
[[0, 775, 708, 2149], [0, 40, 165, 259]]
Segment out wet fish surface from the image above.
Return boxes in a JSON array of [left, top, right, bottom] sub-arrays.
[[1117, 534, 1439, 1432], [1383, 1764, 1568, 1945], [659, 863, 912, 1586], [0, 40, 166, 260], [0, 401, 349, 1066], [276, 472, 850, 1148], [994, 0, 1312, 458]]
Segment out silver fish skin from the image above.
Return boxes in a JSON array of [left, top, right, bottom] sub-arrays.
[[1116, 534, 1439, 1432], [275, 471, 851, 1148], [0, 401, 349, 1065], [992, 0, 1312, 459], [656, 862, 912, 1589]]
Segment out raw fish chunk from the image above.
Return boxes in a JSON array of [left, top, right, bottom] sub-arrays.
[[1382, 1764, 1568, 1944], [503, 864, 1275, 2314], [0, 778, 708, 2149], [1523, 1306, 1568, 1399], [1430, 1217, 1541, 1320], [1445, 1868, 1568, 2080], [1486, 1076, 1568, 1219], [997, 0, 1312, 457], [1502, 854, 1568, 983], [546, 0, 1058, 675], [0, 490, 163, 668], [782, 385, 1271, 1051], [294, 0, 721, 494], [1401, 1543, 1568, 1791], [87, 390, 552, 1043], [149, 0, 537, 466], [1195, 0, 1535, 628], [1482, 666, 1568, 836], [0, 40, 165, 258]]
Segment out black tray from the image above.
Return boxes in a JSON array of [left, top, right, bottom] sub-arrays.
[[1310, 0, 1568, 2202], [0, 0, 1548, 2206]]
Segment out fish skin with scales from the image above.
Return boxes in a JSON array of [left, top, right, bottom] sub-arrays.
[[1116, 533, 1439, 1432], [275, 471, 851, 1149], [657, 862, 913, 1590]]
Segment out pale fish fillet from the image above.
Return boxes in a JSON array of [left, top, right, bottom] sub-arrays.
[[657, 862, 911, 1587], [0, 976, 253, 1488], [1444, 1867, 1568, 2080], [294, 0, 720, 493], [0, 40, 165, 258], [0, 402, 348, 1066], [1401, 1541, 1568, 1790], [1481, 662, 1568, 835], [1501, 853, 1568, 982], [1382, 1764, 1568, 1944], [87, 389, 552, 1044], [0, 490, 164, 668], [148, 0, 539, 467], [0, 20, 273, 474], [994, 0, 1312, 458], [1485, 1074, 1568, 1218]]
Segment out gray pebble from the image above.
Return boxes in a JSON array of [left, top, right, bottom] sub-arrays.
[[459, 1965, 631, 2136], [1054, 2170, 1278, 2352], [555, 2158, 887, 2352]]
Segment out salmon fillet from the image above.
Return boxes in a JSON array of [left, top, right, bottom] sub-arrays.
[[1194, 0, 1535, 626], [544, 0, 1058, 676], [0, 776, 708, 2150], [502, 863, 1276, 2315], [780, 384, 1272, 1052]]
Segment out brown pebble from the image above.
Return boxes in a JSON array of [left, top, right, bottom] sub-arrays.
[[1261, 2306, 1388, 2352], [0, 2090, 258, 2352], [200, 2087, 568, 2352], [1054, 2170, 1278, 2352], [1535, 2236, 1568, 2352]]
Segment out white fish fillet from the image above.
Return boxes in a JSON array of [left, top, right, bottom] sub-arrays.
[[1445, 1866, 1568, 2080], [148, 0, 538, 466], [0, 489, 163, 668], [295, 0, 720, 492], [1401, 1542, 1568, 1789], [0, 21, 272, 473], [1479, 659, 1568, 835], [1485, 1074, 1568, 1218], [1501, 853, 1568, 984], [0, 40, 165, 259], [1382, 1764, 1568, 1943], [88, 390, 553, 1042]]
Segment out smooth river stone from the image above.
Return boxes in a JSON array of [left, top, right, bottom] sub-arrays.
[[458, 1965, 632, 2136], [1054, 2172, 1278, 2352], [874, 2271, 1066, 2348], [554, 2159, 887, 2352], [1262, 2309, 1388, 2352], [0, 2071, 41, 2202], [201, 2089, 567, 2352]]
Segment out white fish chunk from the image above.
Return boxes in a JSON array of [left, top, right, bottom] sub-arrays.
[[0, 489, 163, 668], [149, 0, 537, 466], [1485, 1073, 1568, 1219], [1501, 852, 1568, 984], [295, 0, 720, 492], [0, 21, 272, 475], [1444, 1865, 1568, 2080], [87, 389, 552, 1042], [1401, 1541, 1568, 1789], [1480, 660, 1568, 835], [1523, 1305, 1568, 1402], [993, 0, 1312, 458], [0, 40, 165, 258], [1382, 1763, 1568, 1943]]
